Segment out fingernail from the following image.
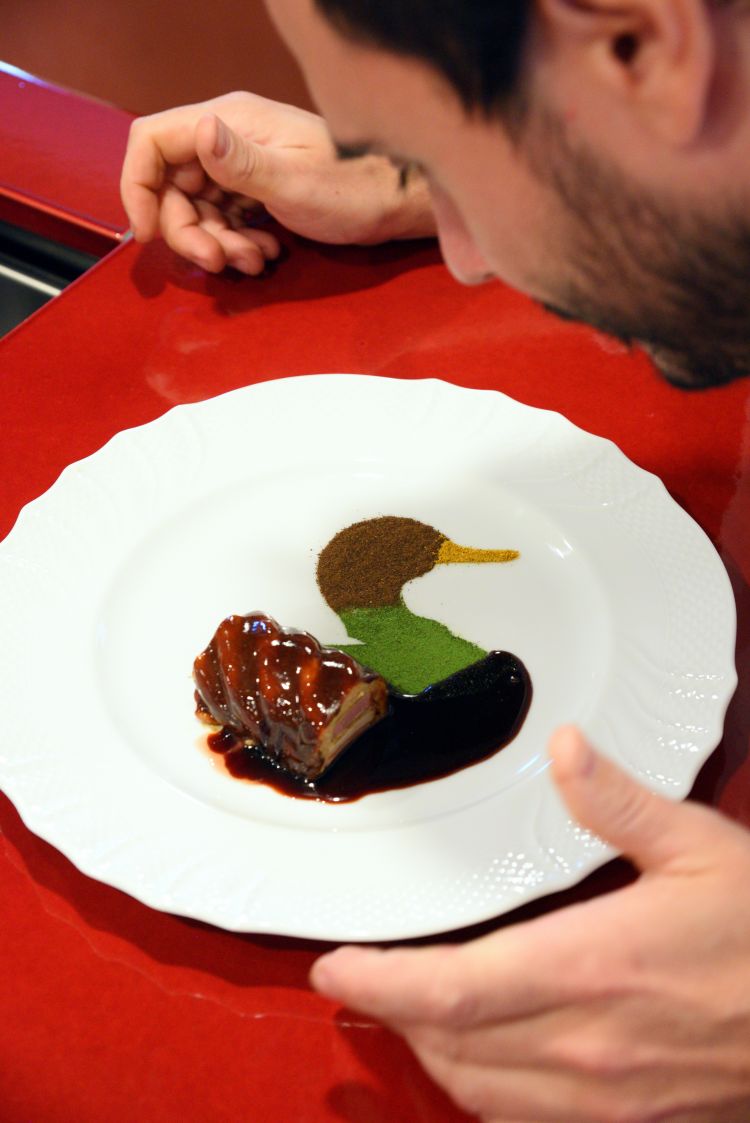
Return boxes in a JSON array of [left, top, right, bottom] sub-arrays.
[[577, 738, 596, 777], [237, 258, 259, 276], [213, 117, 230, 159]]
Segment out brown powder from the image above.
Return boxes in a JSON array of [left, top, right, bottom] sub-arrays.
[[316, 516, 446, 611]]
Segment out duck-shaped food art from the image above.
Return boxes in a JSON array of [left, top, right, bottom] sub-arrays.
[[317, 516, 518, 694], [193, 514, 531, 800]]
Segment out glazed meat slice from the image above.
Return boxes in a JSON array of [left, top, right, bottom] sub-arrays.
[[193, 612, 388, 780]]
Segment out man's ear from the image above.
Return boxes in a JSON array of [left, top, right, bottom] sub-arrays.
[[536, 0, 715, 146]]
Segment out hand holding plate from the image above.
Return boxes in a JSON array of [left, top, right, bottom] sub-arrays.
[[311, 726, 750, 1122]]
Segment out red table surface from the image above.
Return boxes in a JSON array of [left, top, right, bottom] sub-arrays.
[[0, 62, 131, 253], [0, 233, 748, 1123]]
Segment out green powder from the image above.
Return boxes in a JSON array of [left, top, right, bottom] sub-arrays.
[[334, 601, 486, 695]]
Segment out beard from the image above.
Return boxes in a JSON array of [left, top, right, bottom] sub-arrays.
[[522, 110, 750, 389]]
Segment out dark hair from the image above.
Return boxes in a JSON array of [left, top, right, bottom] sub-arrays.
[[314, 0, 533, 117]]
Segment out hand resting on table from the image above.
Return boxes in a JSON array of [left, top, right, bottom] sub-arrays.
[[120, 91, 435, 275]]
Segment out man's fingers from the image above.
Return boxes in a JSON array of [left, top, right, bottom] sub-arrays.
[[156, 186, 282, 275], [310, 931, 573, 1029], [195, 113, 283, 203], [549, 725, 734, 874], [196, 206, 280, 274], [120, 132, 164, 241], [170, 158, 209, 198], [209, 227, 267, 276], [311, 945, 469, 1025], [121, 111, 212, 239], [406, 1045, 608, 1123], [232, 226, 281, 261], [159, 186, 225, 271]]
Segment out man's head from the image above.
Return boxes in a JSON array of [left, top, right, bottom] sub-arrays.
[[266, 0, 750, 388], [315, 0, 532, 121]]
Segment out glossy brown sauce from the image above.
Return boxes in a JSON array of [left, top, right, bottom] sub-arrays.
[[207, 651, 532, 802]]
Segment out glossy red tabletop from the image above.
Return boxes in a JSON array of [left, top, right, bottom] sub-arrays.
[[0, 231, 748, 1122], [0, 62, 130, 252]]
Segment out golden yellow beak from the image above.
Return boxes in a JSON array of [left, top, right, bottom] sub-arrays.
[[437, 540, 519, 565]]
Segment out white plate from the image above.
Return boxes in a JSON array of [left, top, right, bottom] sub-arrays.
[[0, 375, 736, 940]]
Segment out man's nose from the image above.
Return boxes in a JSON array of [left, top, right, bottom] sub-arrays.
[[430, 182, 494, 286]]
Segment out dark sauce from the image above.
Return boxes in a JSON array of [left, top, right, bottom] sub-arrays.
[[207, 650, 532, 802]]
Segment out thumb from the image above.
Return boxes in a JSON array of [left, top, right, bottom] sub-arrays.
[[549, 724, 726, 874], [195, 113, 280, 201]]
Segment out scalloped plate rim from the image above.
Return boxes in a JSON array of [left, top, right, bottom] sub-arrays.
[[0, 374, 737, 940]]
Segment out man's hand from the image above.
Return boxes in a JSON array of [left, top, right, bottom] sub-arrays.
[[311, 727, 750, 1122], [120, 91, 435, 274]]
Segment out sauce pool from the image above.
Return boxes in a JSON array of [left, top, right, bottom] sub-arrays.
[[207, 650, 532, 802]]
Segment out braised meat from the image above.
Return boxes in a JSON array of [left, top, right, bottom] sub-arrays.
[[193, 612, 388, 780]]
